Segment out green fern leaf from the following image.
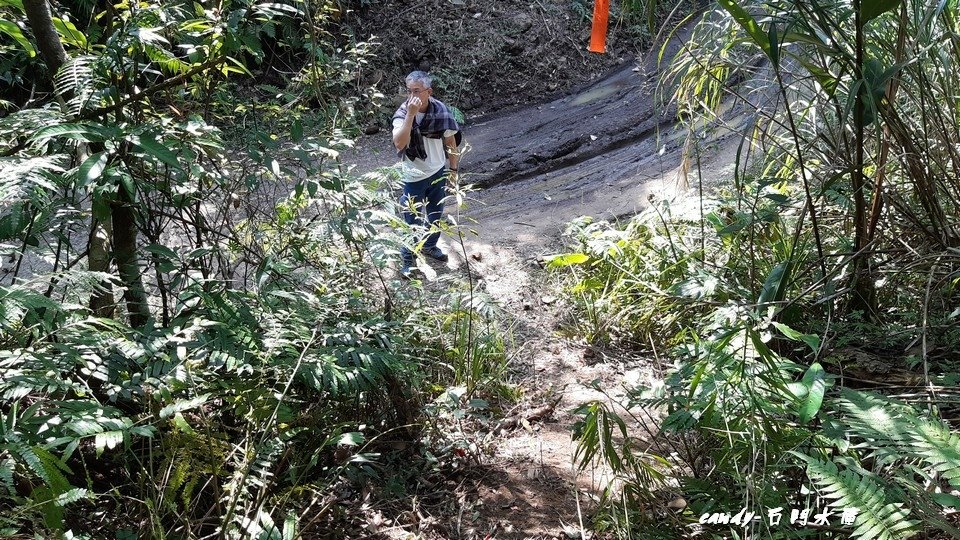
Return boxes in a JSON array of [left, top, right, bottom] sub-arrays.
[[836, 389, 960, 490], [0, 456, 14, 495], [5, 434, 49, 486], [795, 453, 919, 540], [908, 420, 960, 489], [163, 450, 190, 506], [0, 156, 66, 200], [53, 55, 103, 116], [54, 487, 89, 506], [32, 446, 72, 494], [835, 389, 912, 464]]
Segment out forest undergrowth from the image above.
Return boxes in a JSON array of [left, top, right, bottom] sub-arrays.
[[549, 1, 960, 539], [3, 0, 960, 539], [0, 0, 517, 537]]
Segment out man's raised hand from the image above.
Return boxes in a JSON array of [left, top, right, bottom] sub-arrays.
[[406, 97, 422, 114]]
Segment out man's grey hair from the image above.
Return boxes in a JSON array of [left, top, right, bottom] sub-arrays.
[[405, 70, 432, 88]]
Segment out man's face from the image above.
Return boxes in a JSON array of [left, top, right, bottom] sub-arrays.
[[406, 82, 432, 112]]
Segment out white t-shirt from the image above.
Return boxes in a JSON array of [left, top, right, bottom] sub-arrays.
[[393, 111, 456, 183]]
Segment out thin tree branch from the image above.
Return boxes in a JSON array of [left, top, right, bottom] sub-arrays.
[[77, 56, 228, 121]]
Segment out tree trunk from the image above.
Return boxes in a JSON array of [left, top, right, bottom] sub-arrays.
[[849, 0, 878, 318], [112, 192, 151, 328], [88, 217, 116, 317], [22, 0, 68, 76], [23, 1, 144, 323]]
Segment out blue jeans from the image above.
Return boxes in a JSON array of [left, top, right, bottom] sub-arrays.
[[400, 167, 446, 264]]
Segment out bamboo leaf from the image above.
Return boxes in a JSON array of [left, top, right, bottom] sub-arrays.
[[52, 18, 87, 49], [108, 169, 136, 201], [768, 22, 780, 67], [255, 3, 305, 18], [76, 151, 108, 186], [798, 362, 826, 423], [337, 432, 364, 447], [797, 57, 839, 96], [717, 0, 771, 58], [282, 511, 297, 540], [144, 243, 178, 260], [132, 27, 169, 46], [772, 321, 821, 353], [32, 122, 113, 144], [758, 260, 792, 305]]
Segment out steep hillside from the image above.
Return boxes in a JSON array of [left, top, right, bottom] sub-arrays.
[[345, 0, 686, 119]]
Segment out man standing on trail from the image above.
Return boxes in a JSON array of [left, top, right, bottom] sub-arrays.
[[392, 70, 460, 278]]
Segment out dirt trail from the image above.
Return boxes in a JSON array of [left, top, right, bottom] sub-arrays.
[[347, 36, 746, 539], [431, 108, 739, 540]]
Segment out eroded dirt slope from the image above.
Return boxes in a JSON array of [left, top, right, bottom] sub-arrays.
[[346, 0, 645, 116]]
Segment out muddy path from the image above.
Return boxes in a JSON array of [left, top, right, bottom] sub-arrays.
[[346, 33, 749, 540]]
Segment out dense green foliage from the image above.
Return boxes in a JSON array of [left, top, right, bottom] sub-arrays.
[[5, 0, 960, 537], [555, 0, 960, 538], [0, 0, 511, 537]]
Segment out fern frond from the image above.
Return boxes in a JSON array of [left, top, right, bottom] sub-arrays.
[[54, 487, 90, 506], [907, 420, 960, 490], [0, 456, 15, 495], [0, 107, 65, 149], [3, 433, 49, 486], [144, 44, 190, 75], [1, 434, 71, 494], [796, 454, 919, 540], [54, 55, 104, 116], [162, 448, 190, 506], [835, 389, 960, 489], [0, 347, 79, 400], [0, 282, 61, 318], [248, 438, 284, 489], [0, 156, 67, 201], [835, 389, 915, 464], [35, 270, 117, 307]]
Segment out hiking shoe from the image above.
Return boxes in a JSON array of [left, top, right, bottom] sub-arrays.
[[423, 246, 448, 263], [400, 264, 414, 280]]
